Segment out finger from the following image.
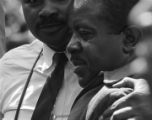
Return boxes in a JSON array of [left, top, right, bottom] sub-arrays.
[[103, 91, 145, 119], [86, 87, 130, 120], [113, 77, 150, 95], [86, 86, 110, 120], [98, 116, 104, 120], [103, 95, 131, 118], [99, 89, 132, 120], [108, 88, 133, 105], [101, 88, 133, 118], [104, 91, 152, 120], [113, 77, 134, 88], [128, 118, 136, 120], [127, 116, 143, 120], [134, 79, 150, 94], [111, 106, 138, 120], [98, 116, 110, 120], [102, 116, 140, 120], [119, 88, 133, 94], [101, 113, 142, 120]]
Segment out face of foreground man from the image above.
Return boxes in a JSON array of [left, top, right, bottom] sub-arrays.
[[67, 0, 140, 87]]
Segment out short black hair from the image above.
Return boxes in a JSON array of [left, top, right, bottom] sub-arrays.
[[99, 0, 139, 33], [74, 0, 139, 33]]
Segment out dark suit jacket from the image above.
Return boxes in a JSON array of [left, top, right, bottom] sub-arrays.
[[68, 75, 104, 120], [68, 74, 137, 120]]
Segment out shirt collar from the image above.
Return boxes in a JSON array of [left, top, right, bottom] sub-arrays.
[[36, 44, 55, 73], [43, 43, 55, 68], [104, 63, 133, 84]]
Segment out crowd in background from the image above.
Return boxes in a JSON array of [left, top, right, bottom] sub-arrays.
[[1, 0, 34, 52]]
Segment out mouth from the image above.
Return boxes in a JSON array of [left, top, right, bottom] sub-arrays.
[[71, 56, 86, 66], [38, 22, 66, 33], [70, 56, 87, 77]]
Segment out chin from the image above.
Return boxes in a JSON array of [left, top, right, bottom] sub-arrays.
[[78, 75, 91, 88]]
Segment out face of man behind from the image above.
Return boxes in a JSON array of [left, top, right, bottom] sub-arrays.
[[21, 0, 73, 52]]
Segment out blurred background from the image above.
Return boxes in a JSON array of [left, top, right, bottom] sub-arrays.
[[126, 0, 152, 93], [1, 0, 34, 54]]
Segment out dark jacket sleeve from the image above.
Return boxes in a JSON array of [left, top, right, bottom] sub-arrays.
[[68, 75, 104, 120]]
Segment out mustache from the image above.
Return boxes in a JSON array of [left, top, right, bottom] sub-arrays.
[[37, 14, 67, 27], [70, 55, 86, 66]]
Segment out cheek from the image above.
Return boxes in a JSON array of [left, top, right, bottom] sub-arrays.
[[107, 42, 124, 61], [23, 7, 37, 24], [23, 8, 38, 32], [64, 0, 73, 11], [85, 44, 103, 72], [57, 1, 73, 17]]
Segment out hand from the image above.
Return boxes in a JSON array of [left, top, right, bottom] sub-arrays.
[[85, 86, 132, 120], [102, 77, 152, 120], [99, 115, 143, 120]]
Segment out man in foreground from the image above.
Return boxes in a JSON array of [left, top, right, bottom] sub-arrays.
[[67, 0, 152, 119]]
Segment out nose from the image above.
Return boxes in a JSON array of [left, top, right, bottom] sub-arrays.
[[67, 35, 83, 54], [38, 3, 58, 19]]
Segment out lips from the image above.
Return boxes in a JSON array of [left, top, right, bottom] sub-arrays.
[[38, 22, 65, 33], [39, 22, 63, 28], [70, 56, 87, 76], [70, 56, 86, 66]]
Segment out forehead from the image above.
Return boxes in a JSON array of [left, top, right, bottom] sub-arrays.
[[74, 0, 102, 13], [72, 0, 104, 21], [71, 0, 106, 26], [70, 1, 111, 33], [74, 0, 86, 9]]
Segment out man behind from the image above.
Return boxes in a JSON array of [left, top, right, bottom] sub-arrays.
[[0, 0, 82, 120]]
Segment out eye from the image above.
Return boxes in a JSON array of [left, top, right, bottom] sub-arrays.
[[77, 27, 95, 41], [23, 0, 35, 3], [22, 0, 40, 5], [52, 0, 69, 4], [56, 0, 68, 1]]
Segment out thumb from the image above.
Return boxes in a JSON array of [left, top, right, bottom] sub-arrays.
[[134, 78, 150, 94], [85, 86, 109, 120], [85, 87, 124, 120], [112, 77, 134, 89], [113, 77, 150, 95]]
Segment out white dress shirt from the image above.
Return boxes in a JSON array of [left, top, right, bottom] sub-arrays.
[[0, 40, 82, 120]]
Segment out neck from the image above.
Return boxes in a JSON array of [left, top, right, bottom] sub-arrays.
[[104, 63, 133, 84]]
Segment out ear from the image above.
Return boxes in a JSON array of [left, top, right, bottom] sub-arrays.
[[122, 26, 142, 54]]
